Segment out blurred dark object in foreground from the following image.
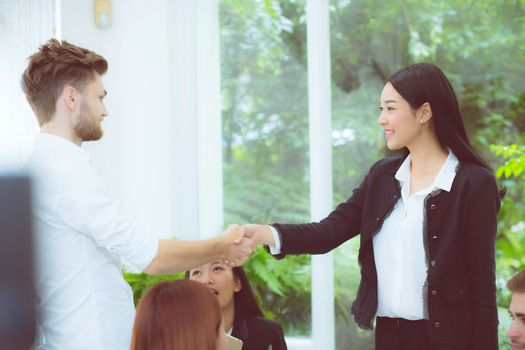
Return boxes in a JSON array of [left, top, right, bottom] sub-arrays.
[[0, 176, 36, 350]]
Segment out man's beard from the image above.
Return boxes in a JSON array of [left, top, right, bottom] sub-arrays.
[[73, 101, 103, 142]]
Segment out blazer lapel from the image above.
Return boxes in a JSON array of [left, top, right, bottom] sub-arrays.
[[360, 162, 401, 246]]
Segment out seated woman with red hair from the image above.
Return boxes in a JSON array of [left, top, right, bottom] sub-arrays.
[[130, 279, 228, 350]]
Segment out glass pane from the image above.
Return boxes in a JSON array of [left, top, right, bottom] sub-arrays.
[[219, 0, 311, 337], [331, 1, 525, 349], [330, 1, 385, 348]]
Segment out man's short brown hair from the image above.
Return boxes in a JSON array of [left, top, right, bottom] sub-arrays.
[[507, 269, 525, 293], [21, 39, 108, 126]]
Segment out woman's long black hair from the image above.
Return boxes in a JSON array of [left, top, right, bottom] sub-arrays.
[[388, 62, 491, 170], [230, 266, 264, 317]]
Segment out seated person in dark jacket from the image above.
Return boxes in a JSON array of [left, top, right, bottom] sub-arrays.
[[187, 262, 287, 350]]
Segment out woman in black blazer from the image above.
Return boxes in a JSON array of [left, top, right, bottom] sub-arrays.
[[187, 263, 287, 350], [241, 63, 501, 350]]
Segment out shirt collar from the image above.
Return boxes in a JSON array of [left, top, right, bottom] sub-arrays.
[[395, 151, 459, 194], [433, 151, 459, 192], [35, 133, 91, 161]]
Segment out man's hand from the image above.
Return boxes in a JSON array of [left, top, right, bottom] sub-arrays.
[[221, 224, 255, 266]]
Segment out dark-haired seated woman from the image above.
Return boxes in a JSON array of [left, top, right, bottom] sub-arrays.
[[188, 262, 287, 350]]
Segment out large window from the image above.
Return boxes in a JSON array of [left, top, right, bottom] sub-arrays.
[[219, 0, 312, 337], [329, 1, 525, 349], [220, 0, 525, 349]]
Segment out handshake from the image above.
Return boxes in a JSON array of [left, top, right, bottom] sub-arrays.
[[219, 224, 276, 267]]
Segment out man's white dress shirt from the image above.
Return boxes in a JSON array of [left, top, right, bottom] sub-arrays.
[[26, 133, 158, 350]]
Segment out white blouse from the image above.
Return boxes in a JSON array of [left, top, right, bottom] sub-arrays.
[[373, 152, 458, 320]]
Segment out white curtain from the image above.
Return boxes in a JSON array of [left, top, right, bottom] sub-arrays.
[[0, 0, 55, 170]]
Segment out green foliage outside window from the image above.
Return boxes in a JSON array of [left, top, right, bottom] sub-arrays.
[[219, 1, 525, 349]]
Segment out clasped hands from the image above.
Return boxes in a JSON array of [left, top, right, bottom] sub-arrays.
[[220, 224, 275, 267]]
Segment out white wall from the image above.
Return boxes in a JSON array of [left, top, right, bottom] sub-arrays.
[[167, 0, 224, 240], [60, 0, 224, 243], [0, 0, 54, 170], [61, 0, 173, 242]]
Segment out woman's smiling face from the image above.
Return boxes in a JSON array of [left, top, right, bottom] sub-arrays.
[[378, 82, 424, 151]]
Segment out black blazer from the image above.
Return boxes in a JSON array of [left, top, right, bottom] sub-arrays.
[[231, 311, 287, 350], [272, 157, 500, 350]]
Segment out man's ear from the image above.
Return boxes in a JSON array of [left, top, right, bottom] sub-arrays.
[[61, 85, 78, 112], [418, 102, 433, 124]]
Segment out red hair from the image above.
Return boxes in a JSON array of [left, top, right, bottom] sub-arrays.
[[21, 39, 108, 126], [130, 280, 223, 350]]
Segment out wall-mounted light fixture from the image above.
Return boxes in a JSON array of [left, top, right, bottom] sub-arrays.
[[94, 0, 112, 29]]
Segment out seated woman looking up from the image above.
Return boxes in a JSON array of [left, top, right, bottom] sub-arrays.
[[188, 262, 287, 350], [130, 279, 228, 350]]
